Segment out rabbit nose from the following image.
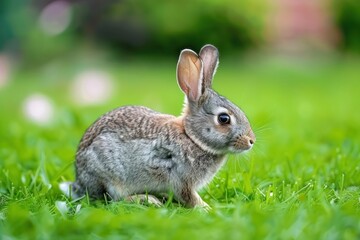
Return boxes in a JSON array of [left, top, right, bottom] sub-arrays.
[[245, 135, 255, 149], [234, 132, 256, 151], [247, 130, 256, 147]]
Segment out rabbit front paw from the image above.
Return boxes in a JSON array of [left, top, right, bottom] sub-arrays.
[[176, 187, 211, 211], [125, 194, 163, 207]]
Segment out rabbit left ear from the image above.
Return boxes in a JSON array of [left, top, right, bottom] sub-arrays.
[[177, 49, 203, 102], [199, 44, 219, 90]]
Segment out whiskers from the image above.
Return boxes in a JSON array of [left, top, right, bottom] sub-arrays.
[[250, 122, 272, 157], [253, 122, 272, 138], [227, 153, 253, 173]]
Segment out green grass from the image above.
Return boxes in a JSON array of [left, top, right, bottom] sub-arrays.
[[0, 53, 360, 239]]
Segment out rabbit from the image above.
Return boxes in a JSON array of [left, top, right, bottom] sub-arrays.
[[60, 44, 255, 209]]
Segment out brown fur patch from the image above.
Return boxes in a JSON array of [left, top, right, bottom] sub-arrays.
[[170, 116, 185, 133], [215, 125, 231, 134]]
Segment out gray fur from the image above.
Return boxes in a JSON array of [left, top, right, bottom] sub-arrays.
[[65, 45, 255, 208]]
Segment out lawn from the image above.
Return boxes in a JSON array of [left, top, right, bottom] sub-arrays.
[[0, 53, 359, 239]]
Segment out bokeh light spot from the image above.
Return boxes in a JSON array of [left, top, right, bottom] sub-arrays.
[[71, 70, 114, 105], [23, 94, 54, 124], [39, 1, 72, 36]]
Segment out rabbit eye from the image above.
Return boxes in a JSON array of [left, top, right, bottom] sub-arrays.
[[218, 113, 231, 124]]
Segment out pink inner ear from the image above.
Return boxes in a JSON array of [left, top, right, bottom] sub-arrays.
[[187, 56, 203, 101], [177, 50, 203, 102]]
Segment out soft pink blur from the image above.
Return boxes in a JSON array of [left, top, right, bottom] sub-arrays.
[[266, 0, 339, 53], [71, 70, 114, 106], [38, 0, 72, 36]]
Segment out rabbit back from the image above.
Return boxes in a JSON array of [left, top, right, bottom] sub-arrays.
[[75, 106, 176, 198]]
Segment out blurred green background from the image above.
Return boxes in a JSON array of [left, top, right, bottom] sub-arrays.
[[0, 0, 360, 239], [1, 0, 359, 62]]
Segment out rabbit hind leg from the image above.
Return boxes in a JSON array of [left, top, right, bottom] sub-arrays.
[[72, 170, 107, 199]]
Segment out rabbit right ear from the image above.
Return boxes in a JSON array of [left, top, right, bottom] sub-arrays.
[[199, 44, 219, 89], [176, 50, 203, 102]]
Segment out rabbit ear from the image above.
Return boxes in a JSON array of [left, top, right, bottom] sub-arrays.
[[177, 49, 203, 102], [199, 44, 219, 89]]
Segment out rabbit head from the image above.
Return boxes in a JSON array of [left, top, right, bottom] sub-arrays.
[[177, 44, 255, 155]]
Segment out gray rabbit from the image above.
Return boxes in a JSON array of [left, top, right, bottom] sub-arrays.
[[60, 45, 255, 208]]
